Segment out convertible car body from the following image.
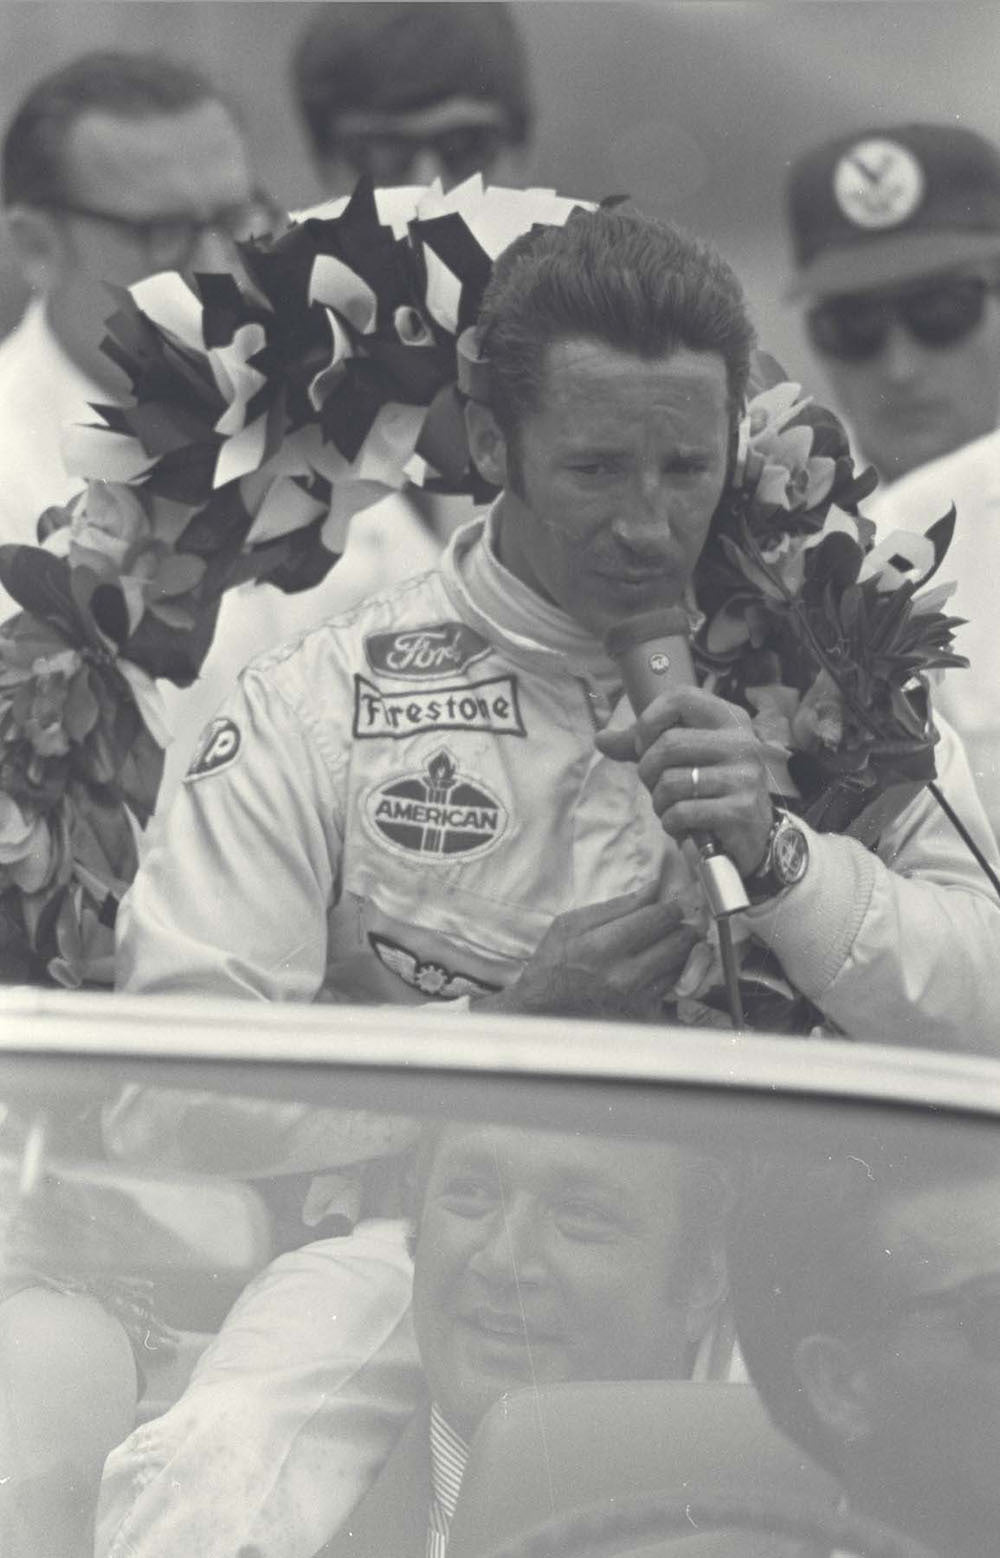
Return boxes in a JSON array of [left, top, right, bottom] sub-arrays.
[[1, 990, 997, 1558]]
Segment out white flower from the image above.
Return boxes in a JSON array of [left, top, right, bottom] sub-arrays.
[[740, 382, 836, 514], [0, 797, 56, 893], [858, 528, 937, 593], [70, 483, 149, 571]]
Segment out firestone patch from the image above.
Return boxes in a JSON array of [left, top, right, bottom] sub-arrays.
[[352, 674, 526, 739]]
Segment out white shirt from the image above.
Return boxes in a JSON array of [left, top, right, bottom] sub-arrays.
[[0, 298, 102, 616], [867, 425, 1000, 842], [95, 1218, 421, 1558]]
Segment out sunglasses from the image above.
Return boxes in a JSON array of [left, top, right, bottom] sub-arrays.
[[807, 275, 998, 363], [43, 187, 283, 271], [336, 123, 509, 186]]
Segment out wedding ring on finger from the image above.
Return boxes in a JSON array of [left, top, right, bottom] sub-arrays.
[[690, 766, 701, 800]]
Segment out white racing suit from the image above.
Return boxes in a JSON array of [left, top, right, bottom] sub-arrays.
[[119, 512, 1000, 1053], [101, 515, 1000, 1558]]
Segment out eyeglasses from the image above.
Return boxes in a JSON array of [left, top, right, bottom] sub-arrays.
[[807, 274, 999, 363], [336, 123, 510, 186], [883, 1275, 1000, 1361], [42, 187, 283, 271]]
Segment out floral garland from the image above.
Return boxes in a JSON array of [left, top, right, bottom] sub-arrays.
[[679, 366, 967, 1030], [0, 178, 585, 985], [698, 365, 965, 843], [0, 178, 968, 1000]]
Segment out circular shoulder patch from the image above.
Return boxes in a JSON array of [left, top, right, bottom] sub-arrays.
[[833, 138, 926, 230], [185, 716, 242, 782]]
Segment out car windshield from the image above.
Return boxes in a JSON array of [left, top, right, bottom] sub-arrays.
[[1, 993, 997, 1558]]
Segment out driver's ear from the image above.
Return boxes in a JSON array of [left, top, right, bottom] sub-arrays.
[[4, 206, 71, 291], [794, 1333, 876, 1447], [464, 399, 509, 489]]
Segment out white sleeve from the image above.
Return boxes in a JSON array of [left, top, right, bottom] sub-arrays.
[[95, 1218, 422, 1558], [116, 664, 344, 1002], [745, 718, 1000, 1052]]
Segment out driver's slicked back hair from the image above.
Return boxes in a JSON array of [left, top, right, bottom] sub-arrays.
[[476, 206, 755, 439], [2, 50, 227, 208]]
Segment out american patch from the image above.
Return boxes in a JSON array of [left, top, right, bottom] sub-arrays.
[[368, 931, 501, 1000], [185, 717, 242, 781], [363, 748, 507, 859], [833, 139, 925, 230], [352, 674, 525, 739], [363, 621, 491, 680]]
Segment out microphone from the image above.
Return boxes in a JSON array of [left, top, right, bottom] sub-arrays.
[[605, 607, 749, 918]]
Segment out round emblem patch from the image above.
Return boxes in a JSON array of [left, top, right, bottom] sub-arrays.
[[833, 138, 925, 230], [363, 748, 508, 860], [185, 717, 242, 782]]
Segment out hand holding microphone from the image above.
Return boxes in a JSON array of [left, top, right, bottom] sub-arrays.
[[602, 607, 776, 918]]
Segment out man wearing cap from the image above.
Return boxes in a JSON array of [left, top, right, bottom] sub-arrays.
[[786, 122, 1000, 839]]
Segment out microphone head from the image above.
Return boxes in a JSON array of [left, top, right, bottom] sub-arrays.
[[604, 606, 692, 660]]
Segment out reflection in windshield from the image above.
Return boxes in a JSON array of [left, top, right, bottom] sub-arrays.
[[0, 1075, 996, 1558], [732, 1140, 1000, 1558]]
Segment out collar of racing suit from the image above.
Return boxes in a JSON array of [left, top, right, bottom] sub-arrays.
[[438, 505, 626, 706]]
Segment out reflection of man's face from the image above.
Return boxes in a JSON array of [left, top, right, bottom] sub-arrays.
[[854, 1175, 1000, 1549], [492, 338, 730, 641], [412, 1125, 717, 1440]]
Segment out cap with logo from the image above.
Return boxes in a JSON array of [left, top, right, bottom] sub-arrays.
[[786, 122, 1000, 299]]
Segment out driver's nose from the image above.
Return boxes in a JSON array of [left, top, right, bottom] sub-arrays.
[[611, 483, 674, 560]]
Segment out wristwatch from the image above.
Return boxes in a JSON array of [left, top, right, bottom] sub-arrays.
[[743, 806, 810, 905]]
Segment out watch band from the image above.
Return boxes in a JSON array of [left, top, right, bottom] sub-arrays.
[[744, 807, 810, 905]]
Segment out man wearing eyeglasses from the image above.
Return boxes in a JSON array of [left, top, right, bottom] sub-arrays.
[[0, 51, 268, 605], [786, 122, 1000, 841], [732, 1143, 1000, 1558], [291, 3, 533, 199]]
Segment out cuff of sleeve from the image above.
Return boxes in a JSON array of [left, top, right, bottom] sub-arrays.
[[741, 823, 879, 999]]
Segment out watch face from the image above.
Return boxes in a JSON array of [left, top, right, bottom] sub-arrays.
[[773, 821, 809, 886]]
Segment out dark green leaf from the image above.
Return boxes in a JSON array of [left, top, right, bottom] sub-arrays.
[[62, 667, 101, 742], [117, 726, 165, 829], [0, 547, 87, 644]]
